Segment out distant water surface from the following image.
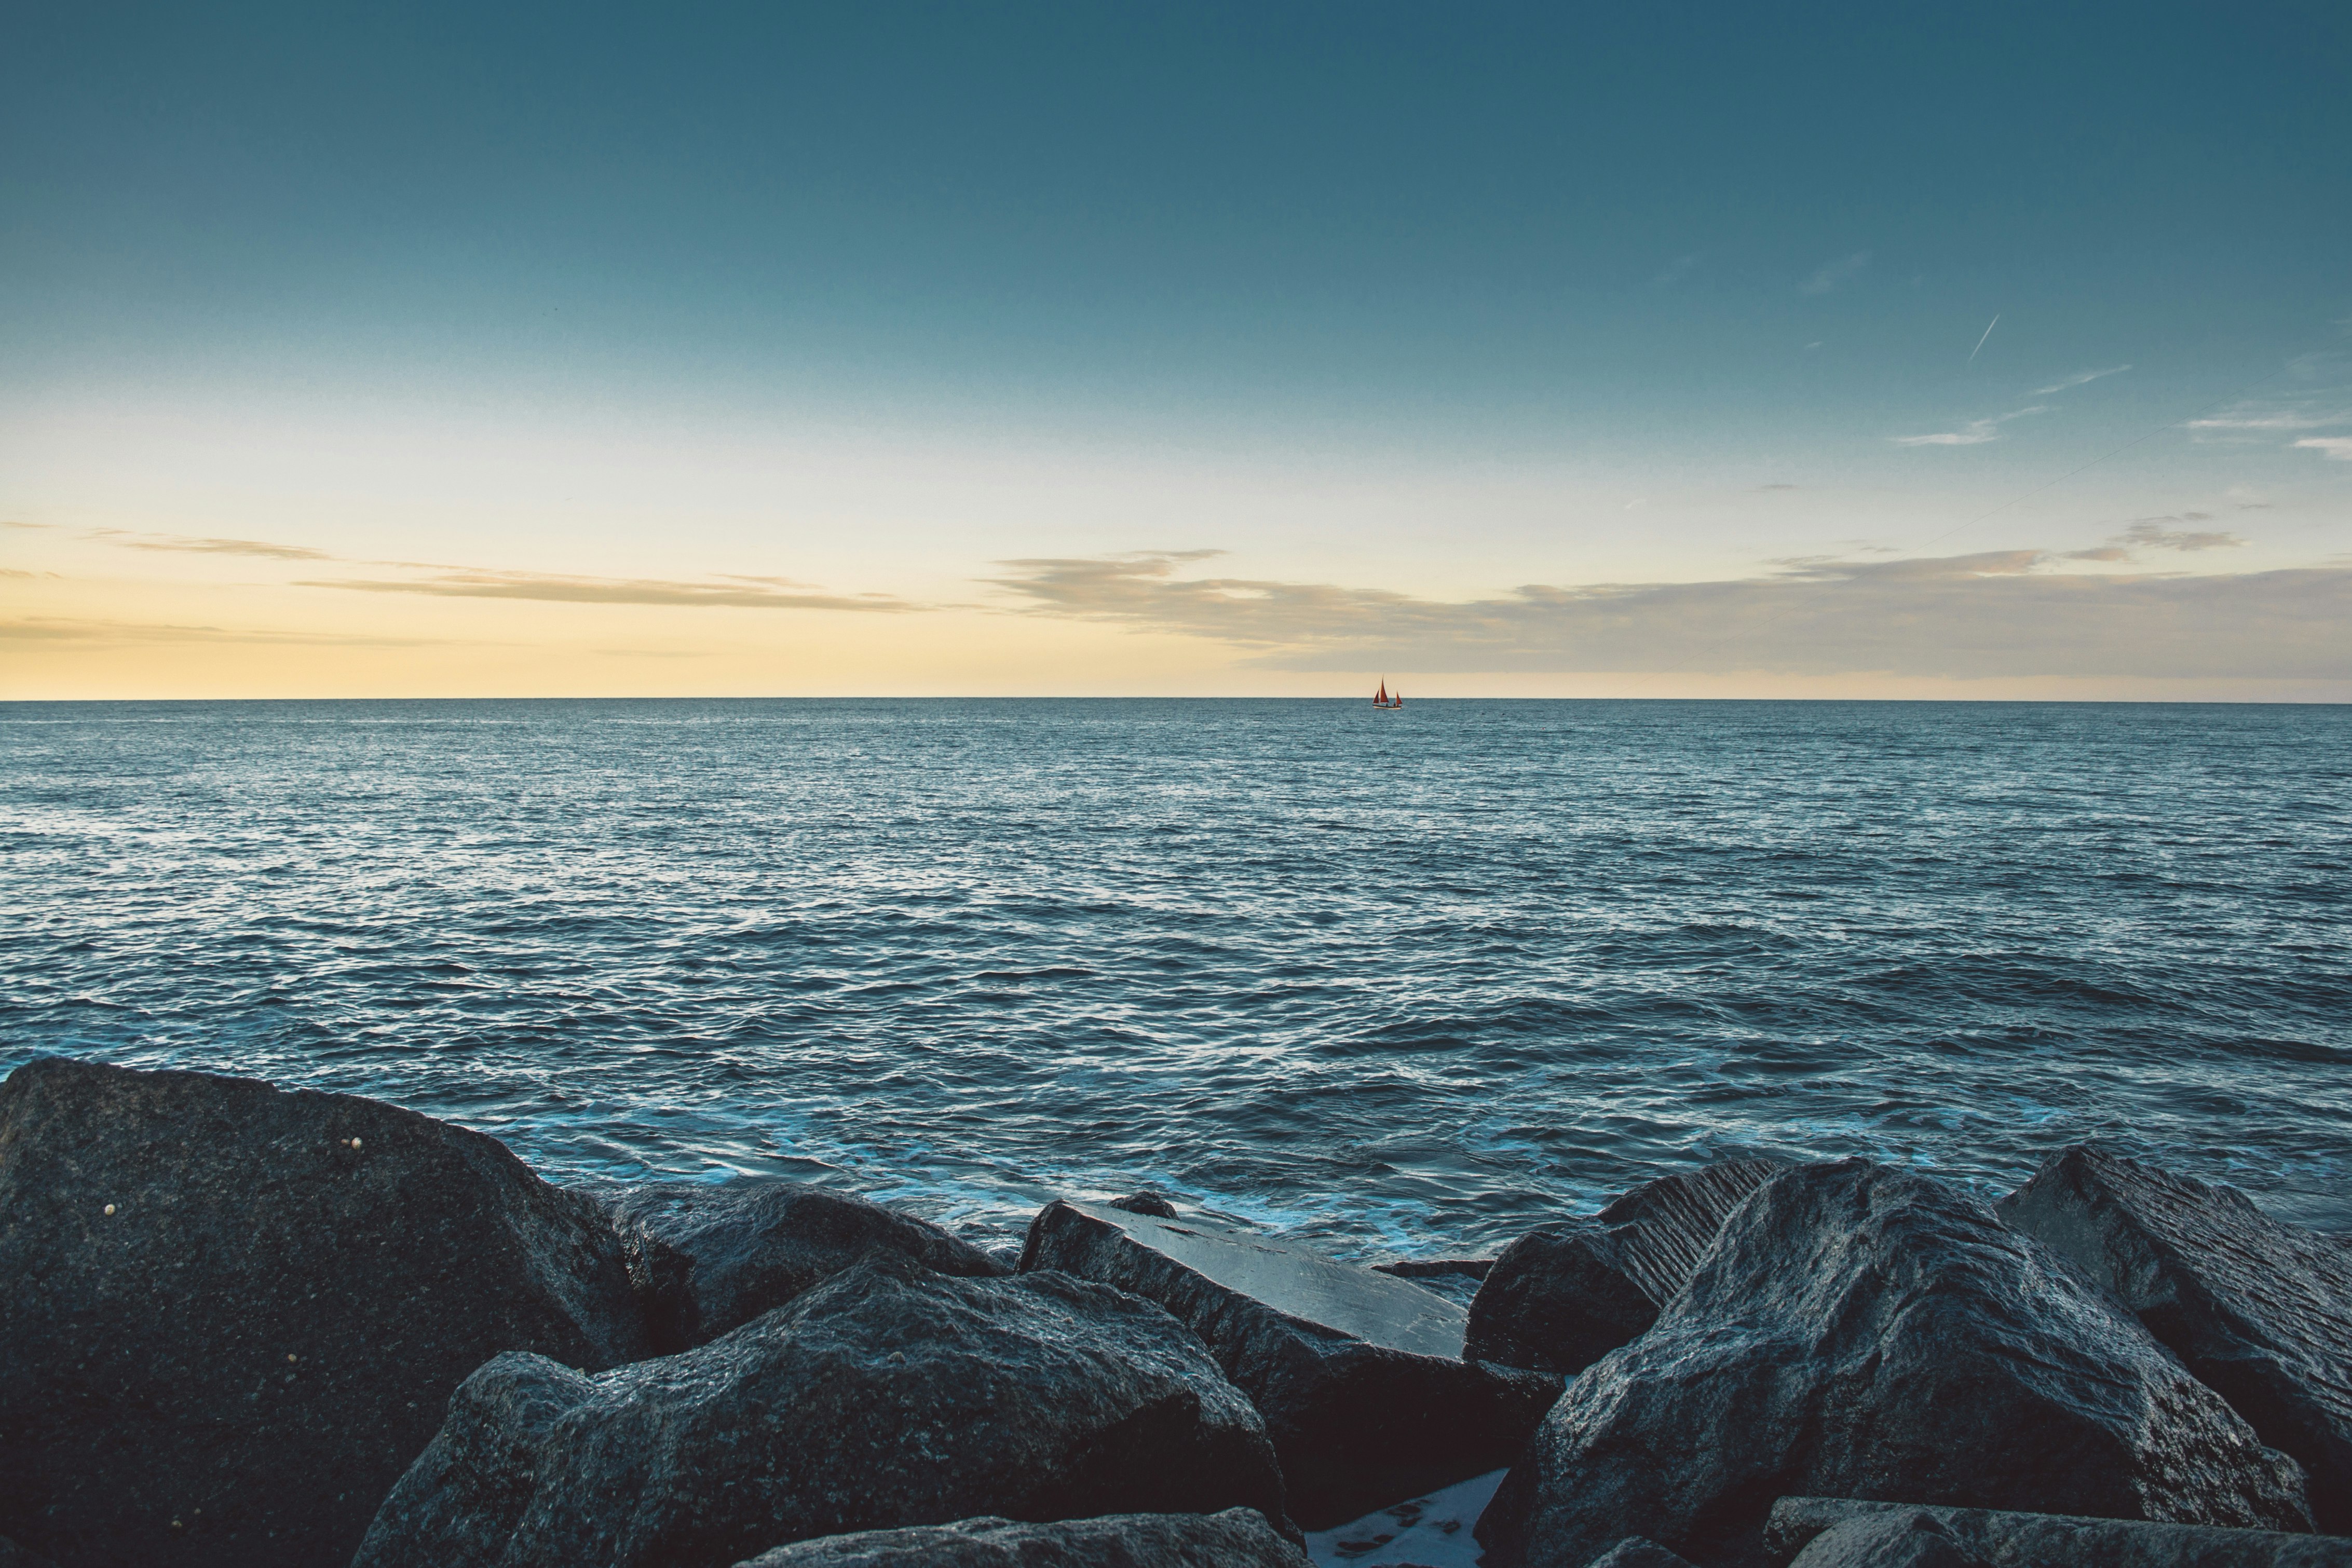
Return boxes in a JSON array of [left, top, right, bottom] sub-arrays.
[[3, 698, 2347, 1253]]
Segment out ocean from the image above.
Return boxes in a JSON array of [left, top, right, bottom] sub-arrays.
[[4, 698, 2347, 1257]]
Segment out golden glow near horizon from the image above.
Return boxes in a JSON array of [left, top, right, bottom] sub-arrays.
[[6, 379, 2350, 703]]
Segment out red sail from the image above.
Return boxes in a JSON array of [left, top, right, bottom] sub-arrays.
[[1375, 680, 1388, 704]]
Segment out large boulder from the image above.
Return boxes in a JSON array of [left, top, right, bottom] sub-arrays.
[[1021, 1199, 1561, 1529], [1765, 1497, 2352, 1567], [353, 1252, 1294, 1568], [1587, 1540, 1703, 1568], [1476, 1160, 2314, 1568], [728, 1509, 1307, 1567], [1998, 1146, 2352, 1533], [0, 1057, 646, 1568], [0, 1538, 59, 1568], [601, 1177, 1012, 1352], [1466, 1158, 1784, 1374], [1779, 1510, 1987, 1568]]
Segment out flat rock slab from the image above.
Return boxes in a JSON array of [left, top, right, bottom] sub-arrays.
[[2000, 1145, 2352, 1533], [1022, 1199, 1561, 1530], [0, 1057, 646, 1568], [1767, 1497, 2352, 1567], [354, 1252, 1293, 1568], [1475, 1160, 2313, 1568], [730, 1509, 1308, 1567], [602, 1176, 1011, 1351], [1467, 1158, 1784, 1374], [1783, 1511, 1989, 1568]]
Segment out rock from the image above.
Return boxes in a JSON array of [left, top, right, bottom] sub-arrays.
[[0, 1057, 646, 1568], [601, 1177, 1011, 1352], [0, 1537, 60, 1568], [1475, 1160, 2314, 1568], [1021, 1199, 1561, 1530], [1997, 1145, 2352, 1533], [1374, 1258, 1496, 1281], [1466, 1158, 1784, 1374], [1587, 1539, 1703, 1568], [353, 1252, 1294, 1568], [1107, 1191, 1181, 1219], [1782, 1511, 1987, 1568], [727, 1509, 1308, 1567], [1766, 1497, 2352, 1567]]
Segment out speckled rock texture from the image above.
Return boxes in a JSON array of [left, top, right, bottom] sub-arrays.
[[351, 1252, 1294, 1568], [1475, 1160, 2314, 1568], [0, 1057, 646, 1568], [0, 1537, 60, 1568], [1466, 1158, 1786, 1375], [2000, 1145, 2352, 1534], [1766, 1497, 2352, 1567], [599, 1176, 1011, 1352], [1781, 1510, 1989, 1568], [1021, 1198, 1561, 1530], [1586, 1538, 1703, 1568], [727, 1508, 1308, 1567]]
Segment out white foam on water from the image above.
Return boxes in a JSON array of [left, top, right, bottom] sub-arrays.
[[1306, 1468, 1505, 1568]]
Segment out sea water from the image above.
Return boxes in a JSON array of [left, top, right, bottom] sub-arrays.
[[4, 698, 2347, 1256]]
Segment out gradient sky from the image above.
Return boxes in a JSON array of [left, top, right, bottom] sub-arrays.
[[6, 1, 2349, 698]]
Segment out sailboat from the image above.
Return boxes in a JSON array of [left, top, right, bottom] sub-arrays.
[[1372, 679, 1403, 709]]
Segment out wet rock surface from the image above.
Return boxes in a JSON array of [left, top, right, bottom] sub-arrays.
[[600, 1176, 1011, 1352], [1466, 1158, 1784, 1375], [1766, 1497, 2352, 1567], [1021, 1198, 1560, 1530], [727, 1508, 1307, 1567], [1476, 1160, 2313, 1568], [1999, 1145, 2352, 1533], [0, 1057, 647, 1568], [1781, 1511, 1988, 1568], [0, 1538, 59, 1568], [1586, 1538, 1703, 1568], [353, 1251, 1293, 1568]]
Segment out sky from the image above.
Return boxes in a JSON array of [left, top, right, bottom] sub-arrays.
[[5, 1, 2350, 699]]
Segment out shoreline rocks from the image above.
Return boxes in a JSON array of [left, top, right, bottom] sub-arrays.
[[597, 1176, 1012, 1353], [0, 1057, 647, 1568], [727, 1508, 1308, 1567], [1465, 1158, 1784, 1375], [352, 1251, 1295, 1568], [1765, 1496, 2352, 1567], [1021, 1197, 1561, 1530], [1475, 1159, 2313, 1568], [1998, 1144, 2352, 1535]]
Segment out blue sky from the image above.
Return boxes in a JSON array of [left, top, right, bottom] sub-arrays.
[[5, 2, 2349, 696]]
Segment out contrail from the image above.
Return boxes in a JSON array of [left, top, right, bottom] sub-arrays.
[[1967, 313, 2000, 364]]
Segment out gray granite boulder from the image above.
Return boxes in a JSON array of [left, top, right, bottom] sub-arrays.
[[1466, 1158, 1784, 1374], [1021, 1198, 1561, 1529], [602, 1177, 1011, 1352], [728, 1509, 1307, 1567], [1107, 1191, 1181, 1218], [0, 1057, 646, 1568], [1587, 1539, 1703, 1568], [1374, 1257, 1493, 1307], [1766, 1497, 2352, 1567], [1998, 1146, 2352, 1533], [1475, 1160, 2313, 1568], [353, 1252, 1293, 1568], [1782, 1510, 1988, 1568]]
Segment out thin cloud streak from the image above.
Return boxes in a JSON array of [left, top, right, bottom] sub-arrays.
[[987, 551, 2350, 680], [0, 616, 445, 647], [2034, 365, 2130, 395], [2294, 437, 2352, 460], [1892, 405, 2049, 447], [299, 568, 918, 611]]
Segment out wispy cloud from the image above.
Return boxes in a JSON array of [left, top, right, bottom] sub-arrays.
[[2034, 365, 2131, 396], [1891, 405, 2050, 447], [1653, 252, 1700, 287], [986, 551, 2350, 679], [2295, 436, 2352, 460], [115, 535, 336, 561], [2117, 518, 2245, 551], [2187, 409, 2348, 432], [0, 617, 444, 647], [1799, 251, 1872, 295], [298, 567, 917, 611]]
